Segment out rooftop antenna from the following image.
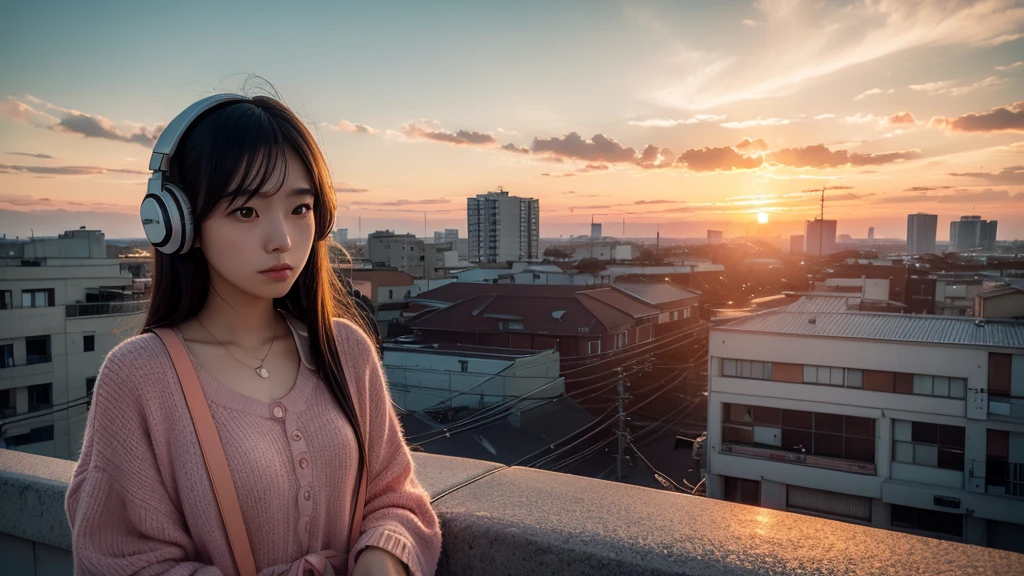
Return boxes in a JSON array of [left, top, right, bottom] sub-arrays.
[[819, 183, 826, 258]]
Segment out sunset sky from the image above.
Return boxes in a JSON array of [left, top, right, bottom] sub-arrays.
[[1, 0, 1022, 241]]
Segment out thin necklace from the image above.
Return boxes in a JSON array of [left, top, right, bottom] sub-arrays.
[[195, 313, 278, 379]]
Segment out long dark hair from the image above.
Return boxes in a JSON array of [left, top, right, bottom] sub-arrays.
[[142, 94, 370, 476]]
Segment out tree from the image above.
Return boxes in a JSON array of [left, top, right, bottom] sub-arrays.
[[544, 246, 573, 261], [576, 257, 607, 274]]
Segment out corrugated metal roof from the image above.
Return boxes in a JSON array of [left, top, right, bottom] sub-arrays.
[[784, 296, 855, 314], [716, 309, 1024, 349], [614, 281, 700, 305]]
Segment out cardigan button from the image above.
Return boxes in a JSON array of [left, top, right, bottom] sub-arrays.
[[303, 490, 311, 501], [299, 457, 308, 469], [272, 404, 285, 419]]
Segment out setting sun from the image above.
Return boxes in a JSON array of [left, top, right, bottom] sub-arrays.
[[757, 212, 769, 224]]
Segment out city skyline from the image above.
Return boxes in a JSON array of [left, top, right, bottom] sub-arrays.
[[1, 1, 1023, 240]]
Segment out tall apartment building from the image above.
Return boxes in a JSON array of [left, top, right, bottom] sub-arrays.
[[907, 213, 938, 255], [467, 190, 539, 263], [332, 228, 349, 243], [706, 296, 1024, 553], [804, 219, 837, 257], [0, 229, 146, 460], [950, 216, 998, 252]]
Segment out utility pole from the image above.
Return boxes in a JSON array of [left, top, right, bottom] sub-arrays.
[[616, 372, 630, 481]]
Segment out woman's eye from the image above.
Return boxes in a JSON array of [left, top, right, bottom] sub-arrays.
[[233, 207, 257, 219], [293, 204, 313, 216]]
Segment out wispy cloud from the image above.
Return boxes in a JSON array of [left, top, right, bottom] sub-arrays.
[[910, 75, 1006, 96], [949, 165, 1024, 185], [400, 120, 497, 146], [628, 114, 725, 128], [334, 185, 369, 194], [351, 198, 452, 207], [0, 94, 164, 147], [769, 144, 921, 168], [996, 61, 1024, 71], [5, 151, 57, 159], [720, 117, 791, 129], [736, 138, 770, 153], [647, 0, 1024, 110], [324, 120, 379, 134], [532, 132, 642, 164], [854, 88, 894, 101], [0, 163, 147, 176], [929, 101, 1024, 134]]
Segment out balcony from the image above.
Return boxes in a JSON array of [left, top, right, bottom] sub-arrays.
[[5, 449, 1020, 575], [721, 442, 877, 475], [64, 300, 148, 318], [971, 458, 1024, 498], [989, 395, 1024, 420]]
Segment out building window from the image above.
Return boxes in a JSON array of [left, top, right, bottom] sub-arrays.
[[722, 403, 876, 464], [802, 365, 861, 387], [0, 389, 15, 418], [588, 340, 601, 355], [0, 343, 13, 368], [890, 504, 963, 538], [722, 476, 760, 505], [912, 375, 967, 399], [615, 332, 627, 349], [682, 307, 691, 319], [83, 334, 95, 352], [787, 485, 872, 522], [722, 359, 773, 380], [21, 288, 54, 307], [458, 360, 468, 372], [670, 310, 679, 321], [86, 376, 97, 396], [3, 424, 55, 449], [892, 420, 965, 471], [388, 289, 394, 300], [27, 383, 53, 413], [0, 290, 11, 310], [25, 336, 51, 364]]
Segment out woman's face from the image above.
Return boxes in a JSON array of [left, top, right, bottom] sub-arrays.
[[199, 146, 317, 301]]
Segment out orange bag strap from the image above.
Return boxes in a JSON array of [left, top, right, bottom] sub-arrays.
[[154, 328, 258, 576]]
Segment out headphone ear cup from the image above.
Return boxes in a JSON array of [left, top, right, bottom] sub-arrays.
[[140, 181, 194, 255], [162, 183, 195, 254]]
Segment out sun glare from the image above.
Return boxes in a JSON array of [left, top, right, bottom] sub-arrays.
[[757, 212, 769, 224]]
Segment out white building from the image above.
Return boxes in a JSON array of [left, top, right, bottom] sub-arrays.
[[707, 300, 1024, 553], [1, 229, 146, 460], [571, 241, 634, 262], [907, 214, 937, 255], [467, 190, 539, 263], [367, 230, 426, 277], [804, 219, 837, 256], [591, 223, 602, 240], [383, 344, 563, 412], [950, 216, 998, 253], [333, 228, 349, 243]]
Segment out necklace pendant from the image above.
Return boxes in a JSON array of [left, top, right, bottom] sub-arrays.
[[256, 367, 270, 379]]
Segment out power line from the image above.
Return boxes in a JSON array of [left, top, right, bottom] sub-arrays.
[[629, 441, 689, 493]]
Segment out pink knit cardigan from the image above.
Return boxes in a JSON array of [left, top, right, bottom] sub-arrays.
[[65, 314, 441, 575]]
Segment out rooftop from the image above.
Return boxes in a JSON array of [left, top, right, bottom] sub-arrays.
[[4, 448, 1023, 575], [614, 280, 701, 306], [715, 307, 1024, 349]]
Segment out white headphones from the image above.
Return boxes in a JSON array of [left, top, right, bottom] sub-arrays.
[[140, 94, 249, 255]]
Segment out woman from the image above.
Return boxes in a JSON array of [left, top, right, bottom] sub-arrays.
[[65, 93, 441, 575]]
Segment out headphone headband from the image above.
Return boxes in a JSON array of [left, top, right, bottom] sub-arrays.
[[142, 94, 248, 255], [150, 93, 249, 172]]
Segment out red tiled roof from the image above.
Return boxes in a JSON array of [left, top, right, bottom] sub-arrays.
[[413, 282, 585, 303]]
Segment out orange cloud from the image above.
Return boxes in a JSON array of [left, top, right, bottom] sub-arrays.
[[929, 101, 1024, 133]]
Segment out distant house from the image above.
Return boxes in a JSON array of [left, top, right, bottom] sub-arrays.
[[403, 282, 701, 389]]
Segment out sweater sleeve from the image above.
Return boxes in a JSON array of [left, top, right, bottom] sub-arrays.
[[65, 341, 225, 576], [338, 321, 442, 576]]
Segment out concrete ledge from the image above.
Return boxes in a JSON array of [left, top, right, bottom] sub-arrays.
[[3, 449, 1024, 575]]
